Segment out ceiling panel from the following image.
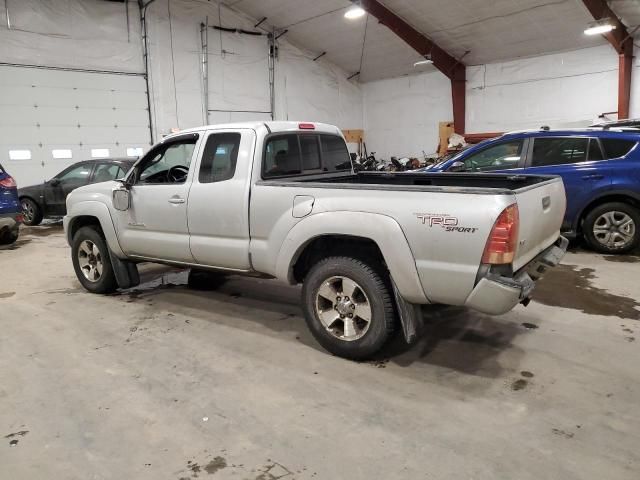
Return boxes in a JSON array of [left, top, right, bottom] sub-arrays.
[[223, 0, 636, 83]]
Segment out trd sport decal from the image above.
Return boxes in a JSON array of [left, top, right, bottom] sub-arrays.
[[414, 213, 479, 233]]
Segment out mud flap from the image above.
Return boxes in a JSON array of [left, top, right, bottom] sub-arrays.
[[108, 248, 140, 289], [391, 277, 424, 344]]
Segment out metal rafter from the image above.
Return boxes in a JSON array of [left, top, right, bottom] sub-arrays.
[[354, 0, 466, 133], [581, 0, 633, 119]]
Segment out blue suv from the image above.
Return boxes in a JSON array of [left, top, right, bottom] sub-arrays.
[[0, 163, 21, 245], [427, 128, 640, 254]]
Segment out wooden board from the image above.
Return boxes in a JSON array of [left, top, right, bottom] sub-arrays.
[[438, 121, 454, 156], [342, 129, 364, 143]]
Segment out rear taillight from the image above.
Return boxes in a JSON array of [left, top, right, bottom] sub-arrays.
[[298, 123, 315, 130], [482, 204, 519, 264], [0, 176, 17, 188]]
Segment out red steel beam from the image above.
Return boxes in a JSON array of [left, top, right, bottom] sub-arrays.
[[357, 0, 466, 132], [581, 0, 633, 118]]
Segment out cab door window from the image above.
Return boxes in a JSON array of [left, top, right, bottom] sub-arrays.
[[136, 136, 198, 184], [461, 140, 524, 171]]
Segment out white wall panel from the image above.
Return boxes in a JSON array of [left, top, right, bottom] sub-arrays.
[[363, 70, 452, 159], [466, 45, 619, 132], [276, 42, 363, 130], [0, 0, 143, 73], [362, 45, 637, 160]]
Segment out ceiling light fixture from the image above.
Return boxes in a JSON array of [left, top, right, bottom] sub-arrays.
[[414, 55, 433, 67], [584, 18, 616, 35], [345, 6, 366, 20]]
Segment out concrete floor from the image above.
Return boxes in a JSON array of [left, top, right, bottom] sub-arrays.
[[1, 223, 639, 480]]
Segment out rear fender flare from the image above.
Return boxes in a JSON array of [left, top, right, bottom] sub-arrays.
[[275, 211, 428, 304]]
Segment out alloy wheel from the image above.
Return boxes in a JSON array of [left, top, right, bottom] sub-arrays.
[[315, 275, 372, 341], [592, 211, 636, 249], [77, 240, 104, 282]]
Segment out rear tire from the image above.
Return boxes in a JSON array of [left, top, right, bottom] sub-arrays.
[[301, 256, 396, 360], [583, 202, 640, 254], [21, 198, 43, 226], [71, 226, 117, 294]]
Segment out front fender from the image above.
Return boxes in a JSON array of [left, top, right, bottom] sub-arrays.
[[64, 201, 124, 258], [275, 211, 429, 304]]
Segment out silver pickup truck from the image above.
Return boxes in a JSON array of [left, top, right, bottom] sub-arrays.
[[64, 121, 568, 359]]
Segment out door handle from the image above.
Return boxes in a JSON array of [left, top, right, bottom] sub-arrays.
[[582, 174, 604, 180], [168, 197, 185, 204]]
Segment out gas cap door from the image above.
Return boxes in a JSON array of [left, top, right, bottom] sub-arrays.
[[292, 195, 315, 218]]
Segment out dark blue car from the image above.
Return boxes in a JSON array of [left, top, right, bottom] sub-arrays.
[[0, 163, 21, 245], [427, 128, 640, 254]]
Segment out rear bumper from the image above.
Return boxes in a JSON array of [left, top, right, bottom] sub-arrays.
[[464, 236, 569, 315]]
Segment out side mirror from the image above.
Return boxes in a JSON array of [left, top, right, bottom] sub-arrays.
[[49, 178, 61, 187], [112, 188, 130, 211], [448, 161, 466, 172]]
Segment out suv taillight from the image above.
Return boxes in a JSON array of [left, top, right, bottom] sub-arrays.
[[482, 204, 519, 264], [0, 176, 17, 188]]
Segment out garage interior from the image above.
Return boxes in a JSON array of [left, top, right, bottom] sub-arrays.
[[1, 1, 640, 479]]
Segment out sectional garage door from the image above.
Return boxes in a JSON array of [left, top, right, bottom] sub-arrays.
[[0, 65, 151, 187]]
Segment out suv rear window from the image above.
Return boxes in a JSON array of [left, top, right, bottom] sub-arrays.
[[263, 133, 351, 178], [601, 139, 637, 159], [531, 137, 588, 167]]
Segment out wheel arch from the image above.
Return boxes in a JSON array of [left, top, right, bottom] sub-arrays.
[[275, 211, 428, 304], [575, 190, 640, 232], [65, 201, 124, 257]]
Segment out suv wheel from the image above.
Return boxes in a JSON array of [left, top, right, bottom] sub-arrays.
[[301, 256, 396, 360], [71, 226, 117, 293], [583, 202, 640, 254], [21, 198, 43, 226]]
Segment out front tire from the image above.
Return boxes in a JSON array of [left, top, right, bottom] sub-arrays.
[[301, 256, 396, 360], [21, 198, 43, 226], [583, 202, 640, 254], [71, 226, 117, 294]]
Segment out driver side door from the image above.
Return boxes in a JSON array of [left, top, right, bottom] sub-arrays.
[[44, 162, 94, 215], [113, 134, 201, 263]]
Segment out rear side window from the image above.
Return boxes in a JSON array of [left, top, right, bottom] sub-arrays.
[[199, 133, 241, 183], [531, 137, 588, 167], [263, 134, 351, 178], [320, 135, 352, 171], [601, 139, 637, 159]]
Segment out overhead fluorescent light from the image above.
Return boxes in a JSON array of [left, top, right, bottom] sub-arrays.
[[344, 6, 366, 19], [414, 55, 433, 67], [584, 19, 615, 35]]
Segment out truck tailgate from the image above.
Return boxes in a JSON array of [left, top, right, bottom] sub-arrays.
[[512, 177, 566, 271]]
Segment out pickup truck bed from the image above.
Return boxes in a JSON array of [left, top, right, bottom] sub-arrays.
[[299, 171, 555, 190], [64, 121, 568, 360]]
